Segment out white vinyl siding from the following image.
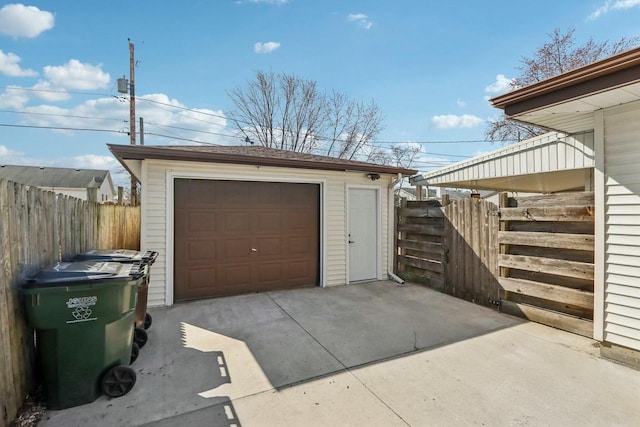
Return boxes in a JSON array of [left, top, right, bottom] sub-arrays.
[[140, 159, 391, 307], [414, 131, 594, 187], [603, 101, 640, 351]]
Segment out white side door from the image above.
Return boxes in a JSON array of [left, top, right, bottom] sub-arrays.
[[348, 188, 378, 282]]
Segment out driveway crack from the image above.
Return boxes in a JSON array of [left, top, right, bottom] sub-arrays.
[[267, 293, 412, 427]]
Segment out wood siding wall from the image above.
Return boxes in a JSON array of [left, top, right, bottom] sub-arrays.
[[603, 102, 640, 351], [498, 192, 595, 337], [0, 178, 140, 426]]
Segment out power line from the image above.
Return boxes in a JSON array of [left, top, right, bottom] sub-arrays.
[[0, 123, 125, 134], [144, 132, 224, 145], [0, 108, 127, 122], [0, 85, 112, 98], [144, 121, 238, 140], [1, 87, 514, 147]]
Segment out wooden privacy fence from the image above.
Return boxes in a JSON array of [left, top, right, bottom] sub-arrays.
[[396, 197, 499, 306], [396, 191, 595, 338], [0, 178, 140, 426]]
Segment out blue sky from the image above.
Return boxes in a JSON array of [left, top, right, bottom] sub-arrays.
[[1, 0, 639, 186]]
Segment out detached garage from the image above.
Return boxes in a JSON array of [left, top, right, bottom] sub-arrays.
[[108, 145, 416, 306]]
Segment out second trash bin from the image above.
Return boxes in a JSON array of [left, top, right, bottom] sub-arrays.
[[21, 260, 146, 409], [72, 249, 158, 335]]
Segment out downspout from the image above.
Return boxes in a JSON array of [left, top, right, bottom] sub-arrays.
[[388, 173, 405, 284]]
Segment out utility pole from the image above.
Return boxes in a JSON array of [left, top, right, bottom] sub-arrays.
[[129, 39, 137, 206]]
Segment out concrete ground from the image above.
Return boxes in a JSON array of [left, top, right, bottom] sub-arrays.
[[39, 281, 640, 426]]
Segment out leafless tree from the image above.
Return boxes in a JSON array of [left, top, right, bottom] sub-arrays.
[[486, 28, 639, 142], [390, 143, 422, 190], [227, 71, 385, 160]]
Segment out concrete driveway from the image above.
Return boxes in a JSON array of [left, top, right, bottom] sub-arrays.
[[39, 281, 640, 426]]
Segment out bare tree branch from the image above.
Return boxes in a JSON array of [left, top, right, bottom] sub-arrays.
[[487, 28, 640, 143], [227, 71, 385, 160]]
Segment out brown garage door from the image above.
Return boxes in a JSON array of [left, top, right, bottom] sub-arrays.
[[174, 179, 319, 301]]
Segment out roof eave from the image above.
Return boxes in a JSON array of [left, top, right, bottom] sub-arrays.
[[107, 144, 418, 176], [490, 46, 640, 111]]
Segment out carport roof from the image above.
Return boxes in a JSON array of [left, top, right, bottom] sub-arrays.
[[108, 144, 418, 177], [410, 132, 594, 192]]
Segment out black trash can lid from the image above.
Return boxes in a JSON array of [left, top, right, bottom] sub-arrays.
[[72, 249, 158, 265], [23, 260, 145, 288]]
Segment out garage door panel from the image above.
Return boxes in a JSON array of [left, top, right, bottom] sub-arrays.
[[186, 212, 217, 233], [220, 182, 250, 205], [188, 268, 218, 289], [255, 237, 283, 256], [223, 238, 251, 258], [175, 179, 319, 301], [187, 241, 217, 261], [286, 211, 315, 229], [255, 211, 283, 232], [286, 260, 315, 281], [288, 236, 313, 254], [256, 263, 283, 282], [222, 212, 251, 233]]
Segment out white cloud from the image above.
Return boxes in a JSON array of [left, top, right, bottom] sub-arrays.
[[30, 81, 71, 102], [0, 50, 37, 77], [70, 154, 119, 170], [485, 74, 514, 94], [456, 98, 467, 108], [254, 41, 281, 54], [0, 86, 29, 108], [0, 4, 54, 38], [348, 13, 373, 30], [431, 114, 483, 130], [14, 92, 230, 146], [588, 0, 640, 20], [0, 145, 26, 163], [44, 60, 110, 90]]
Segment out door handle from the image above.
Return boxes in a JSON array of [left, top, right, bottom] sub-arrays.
[[348, 240, 355, 244]]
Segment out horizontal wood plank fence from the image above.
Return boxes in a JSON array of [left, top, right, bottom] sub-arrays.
[[396, 191, 595, 338], [498, 192, 595, 337], [0, 178, 140, 426]]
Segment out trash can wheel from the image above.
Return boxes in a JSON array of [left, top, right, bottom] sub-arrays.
[[144, 313, 152, 330], [130, 342, 140, 364], [101, 365, 137, 398], [134, 327, 148, 349]]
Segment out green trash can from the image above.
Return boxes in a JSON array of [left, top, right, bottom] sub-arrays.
[[71, 250, 158, 333], [21, 260, 146, 409]]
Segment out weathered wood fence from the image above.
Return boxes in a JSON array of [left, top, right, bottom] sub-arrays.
[[396, 191, 595, 338], [0, 178, 140, 427], [397, 197, 500, 306], [498, 192, 595, 337]]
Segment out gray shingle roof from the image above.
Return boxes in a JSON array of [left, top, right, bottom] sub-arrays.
[[108, 144, 418, 176], [0, 165, 110, 189]]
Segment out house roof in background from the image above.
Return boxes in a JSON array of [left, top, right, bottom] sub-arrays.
[[0, 165, 112, 190], [490, 46, 640, 133], [107, 144, 418, 176]]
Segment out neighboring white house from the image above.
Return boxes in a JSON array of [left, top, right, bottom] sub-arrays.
[[414, 46, 640, 366], [0, 165, 116, 203], [108, 144, 416, 307]]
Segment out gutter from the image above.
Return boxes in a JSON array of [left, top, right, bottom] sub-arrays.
[[388, 173, 405, 285]]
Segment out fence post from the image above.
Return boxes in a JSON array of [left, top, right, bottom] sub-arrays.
[[498, 192, 509, 303]]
